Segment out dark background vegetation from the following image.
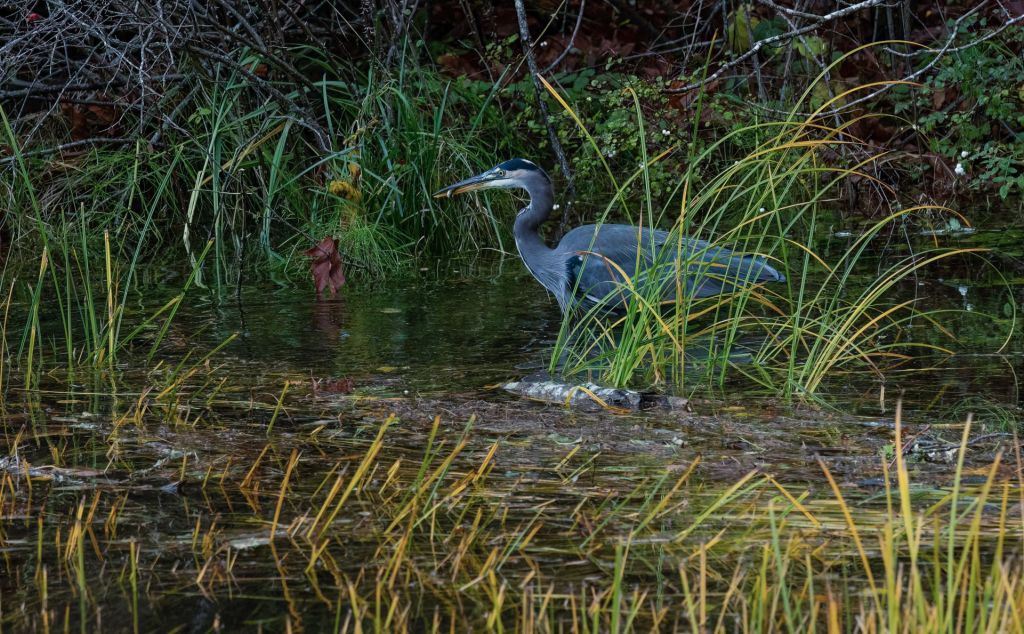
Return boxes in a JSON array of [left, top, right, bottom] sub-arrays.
[[1, 1, 1022, 283]]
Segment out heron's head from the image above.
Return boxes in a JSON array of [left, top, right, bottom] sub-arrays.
[[433, 159, 549, 198]]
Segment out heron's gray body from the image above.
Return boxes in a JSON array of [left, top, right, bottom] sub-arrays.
[[543, 224, 782, 312], [437, 158, 785, 313]]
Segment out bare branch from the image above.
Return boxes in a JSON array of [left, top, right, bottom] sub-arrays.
[[667, 0, 891, 93], [542, 0, 586, 74], [514, 0, 576, 233]]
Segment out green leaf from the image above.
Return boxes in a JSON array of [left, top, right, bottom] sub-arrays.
[[795, 36, 827, 60], [727, 4, 758, 53]]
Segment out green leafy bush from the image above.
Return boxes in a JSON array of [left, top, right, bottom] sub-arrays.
[[901, 16, 1024, 199]]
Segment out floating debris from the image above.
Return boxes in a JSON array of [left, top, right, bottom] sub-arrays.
[[504, 379, 642, 411], [919, 217, 976, 237], [503, 379, 689, 412]]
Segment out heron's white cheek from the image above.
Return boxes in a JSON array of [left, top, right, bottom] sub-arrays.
[[476, 179, 508, 191]]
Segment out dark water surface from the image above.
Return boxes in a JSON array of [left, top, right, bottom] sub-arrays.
[[180, 276, 563, 394]]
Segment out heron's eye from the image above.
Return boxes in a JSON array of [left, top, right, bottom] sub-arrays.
[[497, 169, 506, 177]]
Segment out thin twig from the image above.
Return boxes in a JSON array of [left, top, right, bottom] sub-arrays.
[[667, 0, 890, 93], [0, 138, 138, 165], [542, 0, 586, 74], [514, 0, 576, 234], [0, 75, 187, 100]]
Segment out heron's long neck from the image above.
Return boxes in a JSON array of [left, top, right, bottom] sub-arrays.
[[514, 180, 561, 294]]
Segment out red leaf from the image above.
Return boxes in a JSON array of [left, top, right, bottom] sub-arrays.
[[304, 236, 346, 297], [314, 377, 354, 394], [26, 12, 42, 23]]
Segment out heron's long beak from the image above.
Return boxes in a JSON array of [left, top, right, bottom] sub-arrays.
[[433, 171, 503, 198]]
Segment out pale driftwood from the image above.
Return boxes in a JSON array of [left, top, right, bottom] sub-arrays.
[[504, 379, 690, 412], [504, 380, 641, 411]]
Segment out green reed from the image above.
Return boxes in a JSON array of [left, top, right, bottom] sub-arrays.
[[543, 47, 1015, 399]]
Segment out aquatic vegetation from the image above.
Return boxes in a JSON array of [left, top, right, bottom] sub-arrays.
[[945, 396, 1023, 433], [0, 229, 207, 391], [1, 260, 1020, 630], [0, 364, 1020, 632], [543, 52, 1017, 399]]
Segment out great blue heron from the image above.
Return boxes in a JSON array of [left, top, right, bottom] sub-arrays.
[[435, 158, 785, 313]]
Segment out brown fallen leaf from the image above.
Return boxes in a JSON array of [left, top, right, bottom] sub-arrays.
[[305, 236, 346, 297], [314, 377, 355, 394]]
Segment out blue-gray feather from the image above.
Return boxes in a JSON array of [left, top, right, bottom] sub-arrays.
[[559, 224, 784, 312]]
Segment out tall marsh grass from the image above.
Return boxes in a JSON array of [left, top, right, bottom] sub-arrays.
[[543, 56, 1015, 398], [0, 48, 531, 286], [0, 238, 205, 390], [0, 49, 537, 389]]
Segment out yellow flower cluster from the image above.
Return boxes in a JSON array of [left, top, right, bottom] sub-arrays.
[[328, 163, 362, 202]]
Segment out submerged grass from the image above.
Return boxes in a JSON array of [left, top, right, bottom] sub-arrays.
[[0, 236, 208, 393], [0, 363, 1020, 633], [0, 238, 1020, 629], [543, 50, 1016, 399]]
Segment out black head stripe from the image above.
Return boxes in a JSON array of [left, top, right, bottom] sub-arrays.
[[497, 158, 540, 172]]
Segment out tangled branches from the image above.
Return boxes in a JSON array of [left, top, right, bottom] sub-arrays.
[[0, 1, 366, 156]]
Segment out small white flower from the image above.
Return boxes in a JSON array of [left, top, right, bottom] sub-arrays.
[[661, 129, 670, 136], [954, 163, 966, 176], [586, 96, 592, 102], [958, 285, 968, 297], [759, 207, 766, 213], [540, 40, 548, 47], [552, 203, 560, 210], [960, 150, 969, 158]]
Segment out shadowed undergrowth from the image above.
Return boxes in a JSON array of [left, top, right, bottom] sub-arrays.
[[0, 49, 527, 286]]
